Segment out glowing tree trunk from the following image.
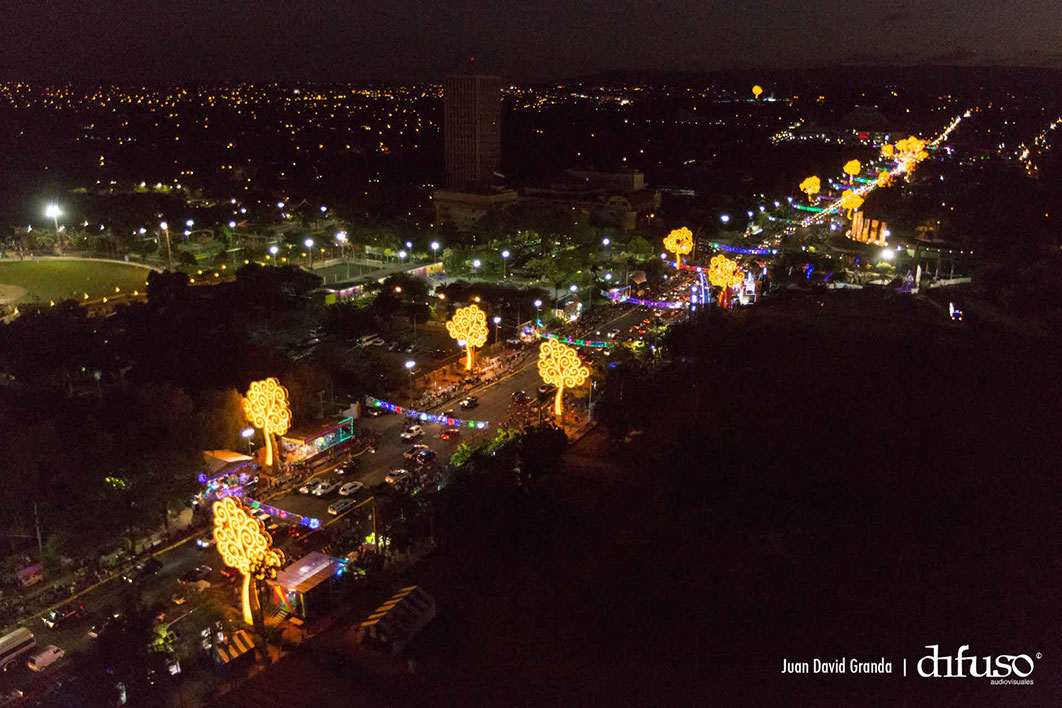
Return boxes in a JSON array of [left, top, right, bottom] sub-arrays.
[[241, 573, 254, 626], [465, 342, 475, 371], [553, 385, 564, 417]]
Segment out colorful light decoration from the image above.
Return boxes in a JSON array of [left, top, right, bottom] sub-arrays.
[[707, 254, 744, 289], [446, 304, 488, 371], [213, 496, 285, 626], [533, 329, 616, 348], [242, 378, 291, 467], [365, 396, 489, 429], [839, 189, 864, 219], [537, 339, 590, 417], [708, 242, 778, 256], [606, 291, 685, 309], [752, 85, 763, 100], [799, 176, 820, 203], [246, 499, 321, 530], [843, 159, 861, 183], [662, 227, 694, 268]]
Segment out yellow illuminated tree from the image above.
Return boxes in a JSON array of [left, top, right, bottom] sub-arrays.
[[895, 136, 928, 173], [876, 170, 894, 188], [799, 176, 820, 203], [537, 339, 590, 417], [213, 496, 285, 626], [843, 159, 861, 182], [707, 254, 743, 290], [840, 189, 864, 218], [446, 304, 489, 371], [663, 227, 694, 267], [752, 85, 763, 100], [243, 377, 291, 466], [880, 143, 894, 159]]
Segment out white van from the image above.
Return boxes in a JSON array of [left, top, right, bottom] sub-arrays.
[[0, 628, 35, 672], [27, 644, 64, 672]]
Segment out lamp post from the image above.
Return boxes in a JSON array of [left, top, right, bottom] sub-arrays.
[[501, 250, 510, 279], [398, 250, 407, 266], [336, 232, 348, 278], [160, 221, 173, 269], [269, 245, 279, 266], [405, 360, 416, 394], [430, 241, 440, 260], [472, 258, 481, 277], [241, 427, 255, 456], [534, 299, 542, 324], [45, 204, 62, 252], [492, 315, 501, 344], [304, 238, 314, 268]]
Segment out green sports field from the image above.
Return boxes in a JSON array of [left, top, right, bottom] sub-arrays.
[[0, 259, 155, 304]]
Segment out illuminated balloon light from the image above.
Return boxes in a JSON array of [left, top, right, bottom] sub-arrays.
[[242, 377, 292, 467], [799, 176, 820, 203], [446, 304, 488, 371], [663, 227, 694, 267], [840, 189, 864, 219], [213, 496, 285, 626], [752, 85, 763, 99], [707, 254, 743, 290], [537, 339, 590, 417]]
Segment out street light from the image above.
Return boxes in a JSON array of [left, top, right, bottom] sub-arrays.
[[534, 299, 543, 324], [320, 205, 328, 212], [241, 427, 255, 455], [45, 204, 62, 250], [430, 241, 440, 258], [720, 214, 730, 224], [472, 259, 481, 276], [186, 219, 194, 228], [269, 244, 279, 266], [277, 201, 285, 209], [159, 221, 173, 269], [602, 237, 610, 246], [569, 284, 578, 292], [304, 238, 315, 267], [228, 221, 236, 228], [405, 241, 412, 249], [492, 315, 501, 343], [881, 248, 895, 261], [398, 250, 408, 263], [501, 250, 510, 278]]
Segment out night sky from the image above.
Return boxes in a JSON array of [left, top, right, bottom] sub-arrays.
[[3, 0, 1061, 82]]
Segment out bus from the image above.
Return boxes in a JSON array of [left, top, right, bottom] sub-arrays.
[[0, 628, 35, 672]]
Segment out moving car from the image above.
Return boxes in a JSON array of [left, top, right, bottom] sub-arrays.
[[440, 427, 461, 440], [335, 458, 360, 475], [178, 565, 212, 585], [27, 645, 64, 672], [403, 443, 430, 458], [312, 480, 338, 496], [41, 604, 84, 630], [338, 481, 364, 497], [400, 425, 423, 440], [328, 499, 356, 516], [385, 468, 411, 485], [537, 383, 557, 397], [196, 536, 217, 549], [511, 390, 531, 405], [459, 396, 479, 409], [122, 557, 162, 583], [87, 609, 121, 639], [299, 480, 324, 495], [413, 449, 437, 465]]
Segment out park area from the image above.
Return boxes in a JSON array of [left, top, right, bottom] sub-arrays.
[[0, 258, 154, 304]]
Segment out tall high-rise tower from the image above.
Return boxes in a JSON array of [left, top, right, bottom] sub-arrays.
[[443, 74, 501, 190]]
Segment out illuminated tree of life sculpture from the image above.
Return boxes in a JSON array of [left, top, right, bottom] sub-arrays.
[[752, 85, 763, 99], [446, 304, 489, 371], [707, 254, 744, 290], [880, 143, 894, 159], [799, 176, 821, 203], [213, 496, 285, 626], [877, 170, 894, 188], [843, 159, 861, 183], [537, 339, 590, 417], [663, 227, 694, 267], [840, 189, 865, 219], [243, 377, 291, 466]]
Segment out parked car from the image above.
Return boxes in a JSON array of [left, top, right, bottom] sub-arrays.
[[196, 536, 217, 549], [328, 499, 356, 516], [251, 508, 270, 523], [338, 481, 364, 497], [41, 605, 84, 630], [459, 396, 479, 409], [312, 480, 338, 496], [400, 425, 423, 440], [27, 645, 64, 672], [178, 565, 212, 585], [511, 390, 531, 405], [385, 469, 411, 485], [414, 449, 437, 465], [440, 427, 461, 440], [403, 443, 430, 458], [122, 558, 162, 583]]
